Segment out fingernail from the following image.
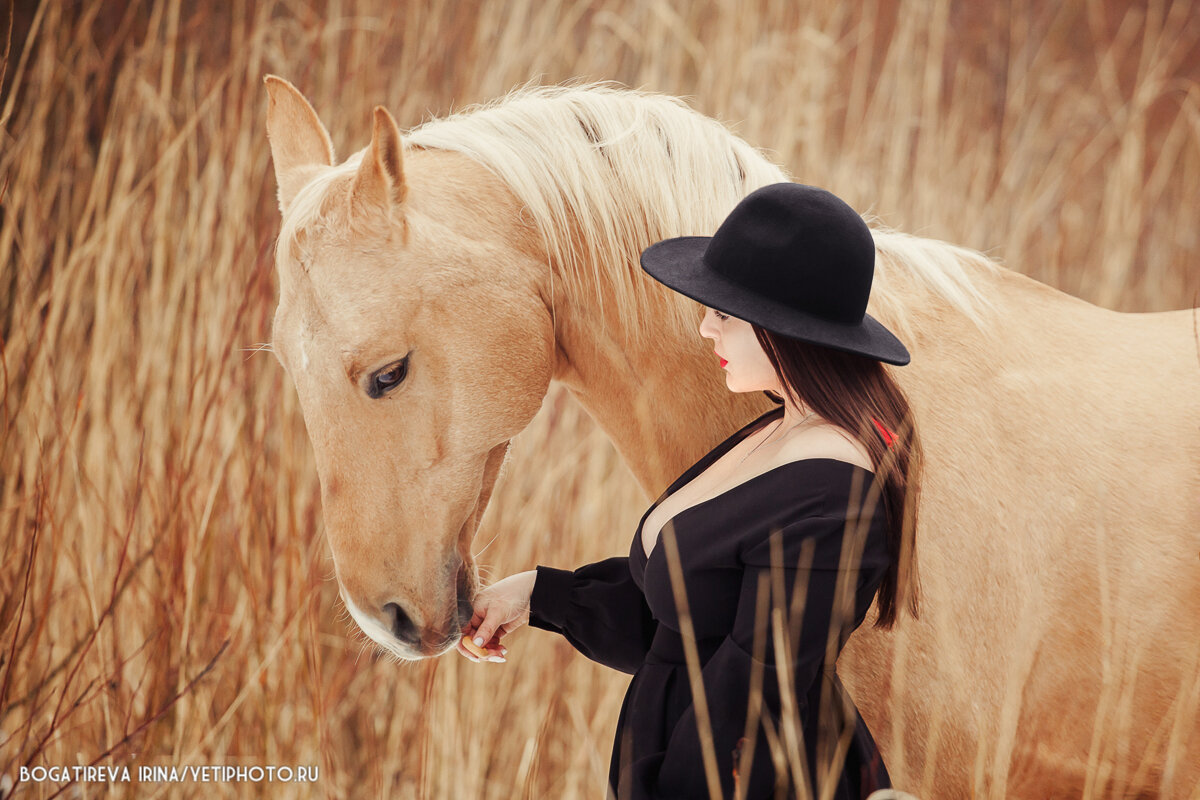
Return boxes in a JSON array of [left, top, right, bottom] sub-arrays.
[[489, 656, 505, 663], [474, 636, 484, 647], [500, 647, 508, 655]]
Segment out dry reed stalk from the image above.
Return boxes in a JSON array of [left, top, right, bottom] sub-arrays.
[[659, 526, 723, 800]]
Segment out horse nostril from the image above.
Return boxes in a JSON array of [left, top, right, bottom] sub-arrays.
[[383, 602, 420, 647]]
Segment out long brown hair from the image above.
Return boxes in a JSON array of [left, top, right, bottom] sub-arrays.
[[753, 326, 922, 629]]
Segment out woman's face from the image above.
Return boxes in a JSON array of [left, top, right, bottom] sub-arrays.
[[698, 307, 784, 394]]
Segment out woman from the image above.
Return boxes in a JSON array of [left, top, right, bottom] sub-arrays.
[[458, 183, 922, 800]]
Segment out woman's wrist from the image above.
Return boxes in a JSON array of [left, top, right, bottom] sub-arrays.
[[520, 569, 537, 609]]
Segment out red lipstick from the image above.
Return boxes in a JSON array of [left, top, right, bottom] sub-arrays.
[[719, 357, 728, 368]]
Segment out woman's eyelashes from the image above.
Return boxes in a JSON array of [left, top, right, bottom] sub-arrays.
[[712, 309, 729, 321]]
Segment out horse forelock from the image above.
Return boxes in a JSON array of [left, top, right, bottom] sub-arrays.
[[275, 83, 1001, 349], [275, 150, 369, 273]]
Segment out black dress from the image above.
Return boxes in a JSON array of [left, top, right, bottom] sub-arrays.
[[529, 406, 893, 799]]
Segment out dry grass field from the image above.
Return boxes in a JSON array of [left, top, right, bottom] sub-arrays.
[[1, 0, 1198, 798]]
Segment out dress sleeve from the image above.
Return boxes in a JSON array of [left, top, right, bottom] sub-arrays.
[[528, 558, 657, 675], [628, 512, 887, 799]]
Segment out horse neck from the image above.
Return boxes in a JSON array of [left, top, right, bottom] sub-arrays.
[[546, 270, 768, 497]]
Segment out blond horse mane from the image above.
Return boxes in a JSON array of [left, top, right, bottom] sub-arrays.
[[278, 82, 999, 346]]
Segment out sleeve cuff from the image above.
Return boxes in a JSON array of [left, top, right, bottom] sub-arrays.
[[528, 565, 574, 631]]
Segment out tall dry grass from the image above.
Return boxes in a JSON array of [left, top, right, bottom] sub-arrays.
[[0, 0, 1197, 798]]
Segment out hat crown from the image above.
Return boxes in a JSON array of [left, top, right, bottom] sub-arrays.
[[704, 184, 874, 325]]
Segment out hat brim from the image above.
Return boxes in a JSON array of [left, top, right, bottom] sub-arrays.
[[641, 236, 911, 366]]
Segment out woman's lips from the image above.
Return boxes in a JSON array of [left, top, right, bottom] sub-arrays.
[[719, 357, 728, 368]]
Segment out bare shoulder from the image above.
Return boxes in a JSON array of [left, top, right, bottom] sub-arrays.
[[775, 419, 873, 472]]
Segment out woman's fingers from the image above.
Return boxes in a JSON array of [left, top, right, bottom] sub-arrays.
[[457, 606, 508, 662], [457, 632, 506, 662], [482, 635, 508, 659], [472, 607, 502, 652]]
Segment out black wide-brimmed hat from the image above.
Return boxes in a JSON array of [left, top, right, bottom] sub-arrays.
[[640, 182, 910, 366]]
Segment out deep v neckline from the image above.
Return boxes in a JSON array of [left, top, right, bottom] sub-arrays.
[[634, 407, 878, 562], [635, 406, 785, 560]]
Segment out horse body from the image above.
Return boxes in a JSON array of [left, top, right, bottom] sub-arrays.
[[264, 77, 1200, 796], [830, 265, 1200, 797]]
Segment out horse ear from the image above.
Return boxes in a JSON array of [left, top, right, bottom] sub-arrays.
[[350, 106, 408, 221], [264, 75, 335, 215]]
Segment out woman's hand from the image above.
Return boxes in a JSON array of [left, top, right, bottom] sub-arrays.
[[457, 570, 537, 663]]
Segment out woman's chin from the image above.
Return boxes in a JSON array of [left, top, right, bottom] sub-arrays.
[[722, 374, 763, 394]]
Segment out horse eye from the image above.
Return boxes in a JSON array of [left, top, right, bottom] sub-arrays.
[[368, 357, 408, 399]]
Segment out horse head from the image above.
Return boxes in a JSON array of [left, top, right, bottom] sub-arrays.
[[263, 76, 554, 658]]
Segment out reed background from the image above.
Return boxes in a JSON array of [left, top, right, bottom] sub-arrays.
[[1, 0, 1198, 798]]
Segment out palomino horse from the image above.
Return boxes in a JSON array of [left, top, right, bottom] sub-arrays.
[[263, 77, 1200, 798]]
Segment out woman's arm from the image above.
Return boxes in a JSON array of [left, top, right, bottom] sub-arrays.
[[463, 558, 657, 675]]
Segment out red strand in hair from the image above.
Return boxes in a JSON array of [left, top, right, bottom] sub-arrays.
[[871, 418, 897, 448]]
